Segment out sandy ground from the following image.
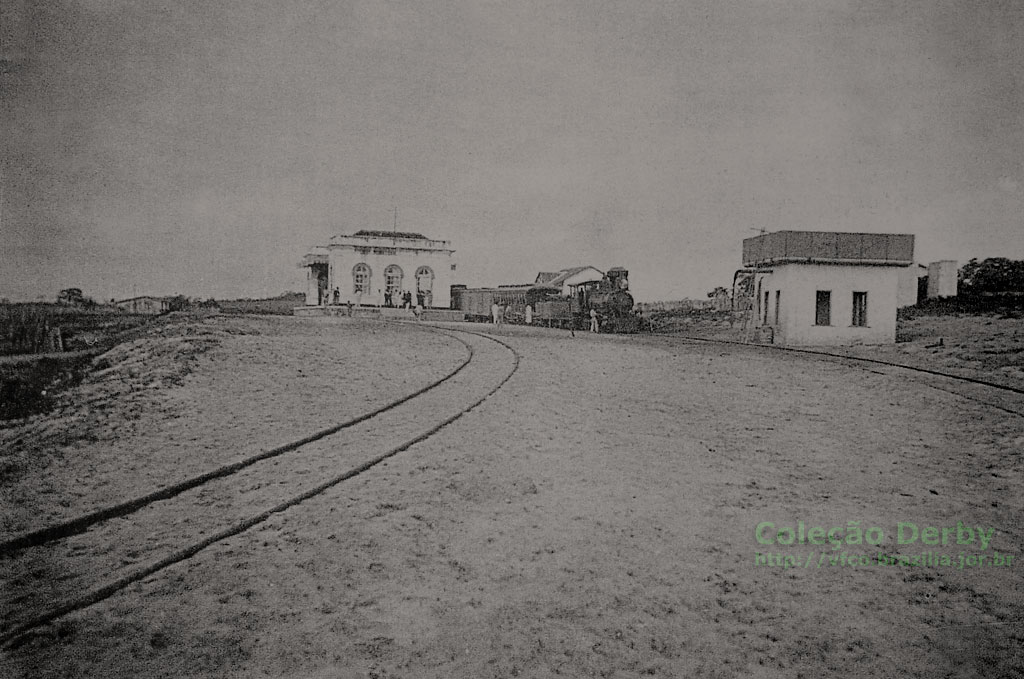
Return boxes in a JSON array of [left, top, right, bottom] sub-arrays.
[[843, 314, 1024, 392], [675, 312, 1024, 393], [1, 315, 1022, 678]]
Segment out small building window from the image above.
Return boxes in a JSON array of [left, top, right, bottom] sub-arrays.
[[353, 263, 371, 294], [852, 291, 868, 327], [763, 291, 770, 324], [815, 290, 831, 326], [756, 278, 763, 319], [774, 290, 780, 326]]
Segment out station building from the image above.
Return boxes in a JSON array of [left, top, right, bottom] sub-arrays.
[[742, 231, 914, 345], [300, 230, 456, 309]]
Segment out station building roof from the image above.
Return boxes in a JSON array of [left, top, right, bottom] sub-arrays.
[[353, 230, 427, 240]]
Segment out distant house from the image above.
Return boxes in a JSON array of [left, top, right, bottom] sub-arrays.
[[897, 263, 928, 307], [926, 260, 958, 299], [742, 231, 914, 345], [536, 266, 605, 297], [115, 296, 170, 314]]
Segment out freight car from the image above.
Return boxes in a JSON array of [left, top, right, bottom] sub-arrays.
[[450, 285, 559, 323], [532, 299, 573, 328]]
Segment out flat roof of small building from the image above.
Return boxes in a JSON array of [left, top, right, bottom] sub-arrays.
[[743, 230, 914, 267]]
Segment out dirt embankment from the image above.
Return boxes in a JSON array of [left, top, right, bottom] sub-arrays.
[[0, 315, 466, 537], [844, 314, 1024, 391], [660, 312, 1024, 392]]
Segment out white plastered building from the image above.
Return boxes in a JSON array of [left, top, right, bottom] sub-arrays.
[[301, 230, 456, 308], [743, 231, 915, 345]]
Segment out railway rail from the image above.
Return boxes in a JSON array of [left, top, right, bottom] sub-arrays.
[[653, 332, 1024, 418], [3, 322, 1018, 648], [0, 329, 475, 555], [0, 325, 520, 648]]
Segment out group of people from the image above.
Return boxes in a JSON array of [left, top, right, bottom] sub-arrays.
[[384, 290, 417, 309], [319, 289, 356, 314], [488, 302, 600, 332], [322, 288, 431, 309], [490, 302, 506, 325], [490, 303, 537, 326]]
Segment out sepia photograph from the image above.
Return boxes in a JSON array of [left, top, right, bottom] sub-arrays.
[[1, 1, 1023, 677]]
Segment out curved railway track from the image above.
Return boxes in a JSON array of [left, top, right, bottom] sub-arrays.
[[0, 325, 520, 648], [3, 323, 1018, 649], [1, 328, 475, 555], [649, 332, 1024, 418]]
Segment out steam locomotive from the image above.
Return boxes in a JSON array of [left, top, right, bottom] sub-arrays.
[[451, 267, 638, 332]]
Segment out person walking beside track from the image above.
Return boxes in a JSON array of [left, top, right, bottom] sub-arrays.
[[491, 302, 501, 325], [589, 308, 599, 332]]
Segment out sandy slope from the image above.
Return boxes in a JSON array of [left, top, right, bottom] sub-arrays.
[[2, 317, 1022, 678], [0, 316, 466, 537], [845, 314, 1024, 392], [677, 312, 1024, 393]]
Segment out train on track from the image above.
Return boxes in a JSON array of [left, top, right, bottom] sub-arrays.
[[451, 267, 640, 333]]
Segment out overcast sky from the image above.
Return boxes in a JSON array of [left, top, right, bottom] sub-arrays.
[[2, 0, 1022, 302]]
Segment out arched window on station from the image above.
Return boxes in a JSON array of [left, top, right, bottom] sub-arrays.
[[415, 266, 434, 292], [353, 263, 371, 294], [415, 266, 434, 307], [384, 265, 404, 297]]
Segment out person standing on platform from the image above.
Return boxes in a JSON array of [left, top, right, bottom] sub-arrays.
[[491, 302, 501, 325], [525, 304, 533, 325], [589, 308, 599, 332]]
